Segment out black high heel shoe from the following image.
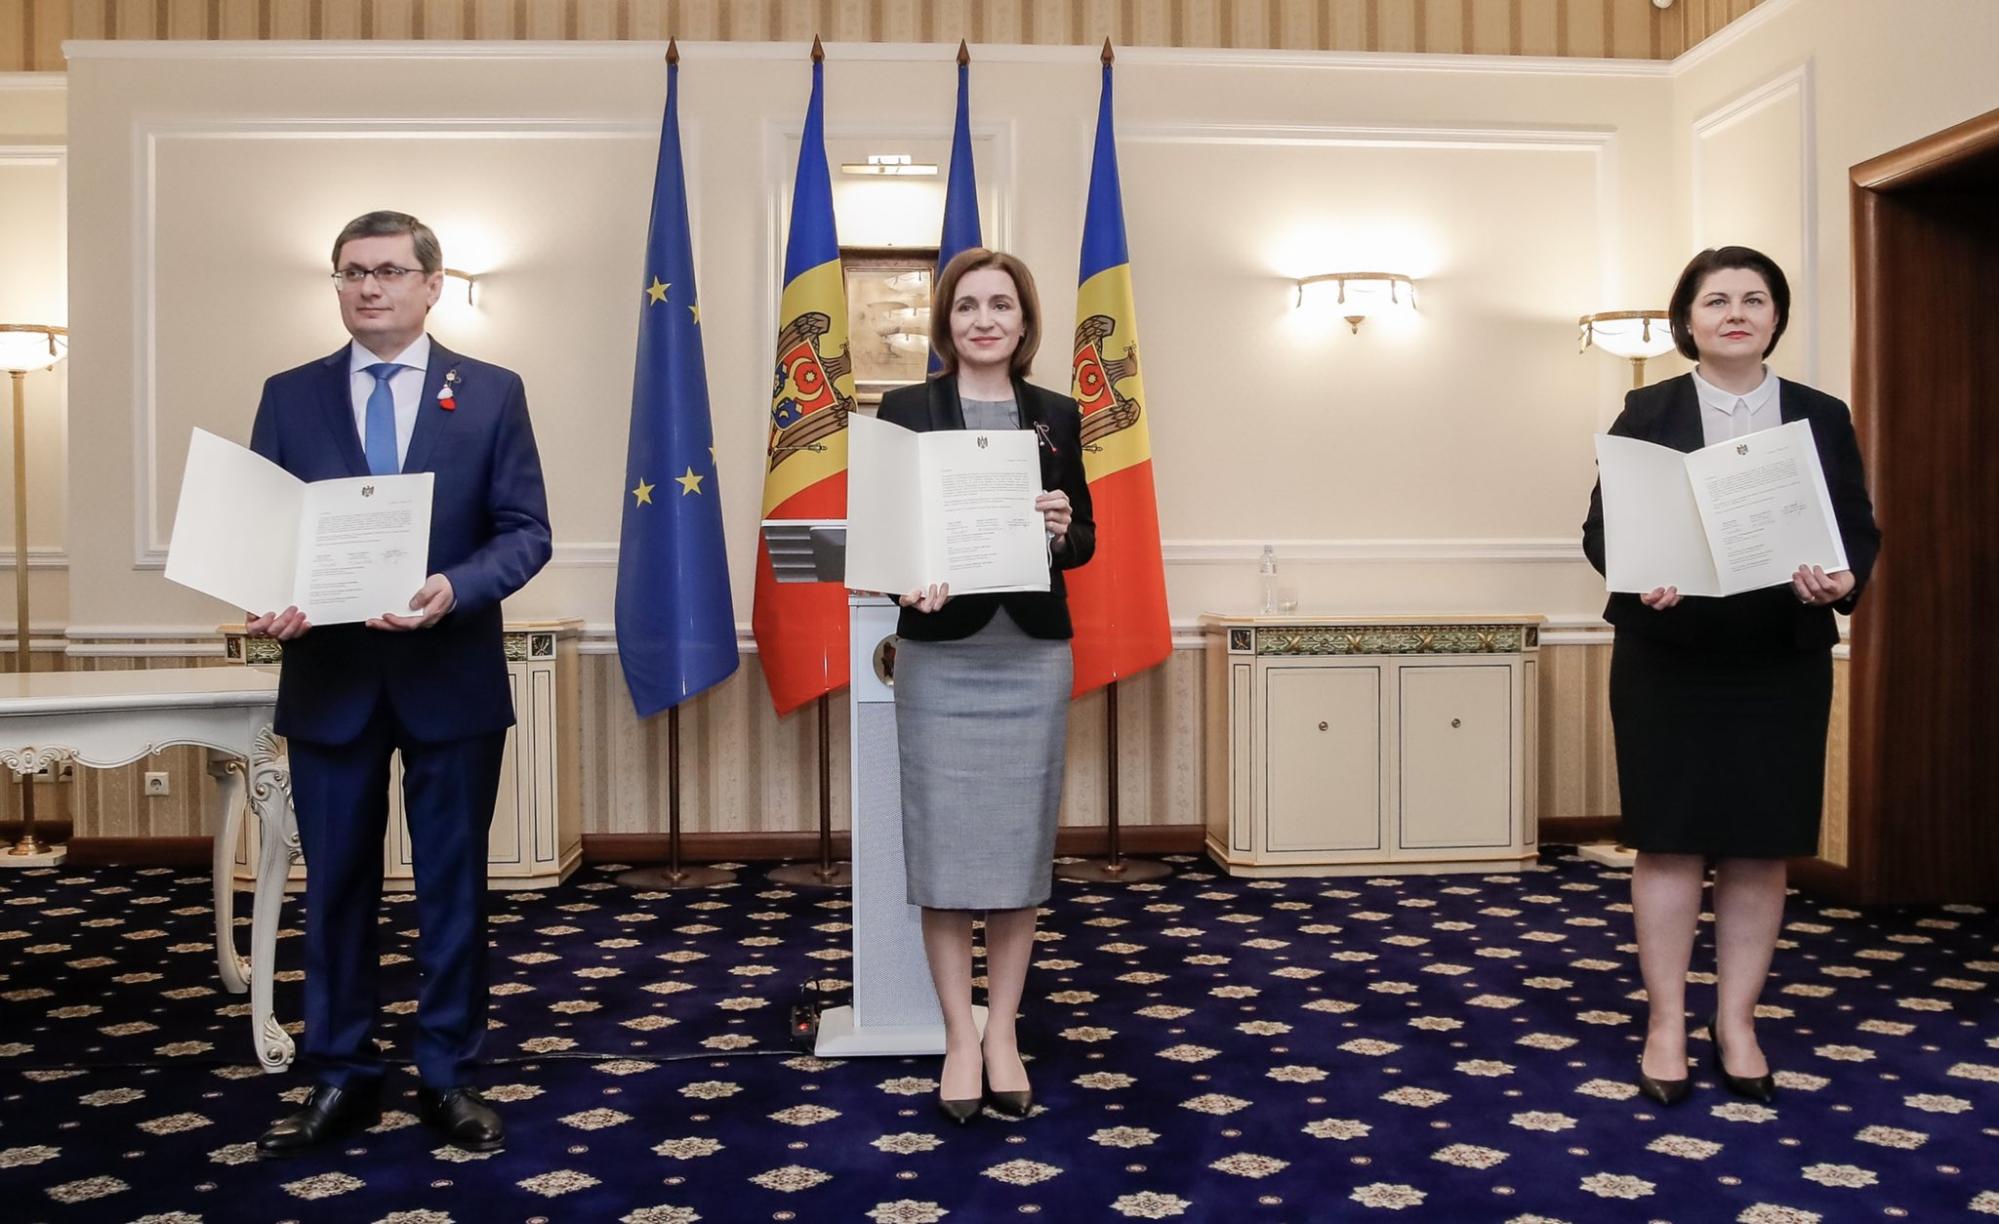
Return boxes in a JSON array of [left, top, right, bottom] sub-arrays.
[[937, 1051, 983, 1125], [984, 1085, 1033, 1118], [1709, 1012, 1776, 1103], [1637, 1069, 1690, 1107], [982, 1045, 1033, 1118]]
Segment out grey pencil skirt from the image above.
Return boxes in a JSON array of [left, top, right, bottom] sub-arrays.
[[894, 611, 1072, 911]]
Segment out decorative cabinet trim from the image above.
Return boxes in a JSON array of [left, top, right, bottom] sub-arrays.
[[1206, 616, 1544, 657], [1255, 624, 1531, 656], [0, 745, 77, 777], [223, 620, 579, 667]]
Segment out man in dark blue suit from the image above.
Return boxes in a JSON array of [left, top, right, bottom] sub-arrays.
[[250, 211, 551, 1155]]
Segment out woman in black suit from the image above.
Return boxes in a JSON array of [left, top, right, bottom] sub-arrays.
[[1582, 247, 1879, 1106], [875, 248, 1095, 1123]]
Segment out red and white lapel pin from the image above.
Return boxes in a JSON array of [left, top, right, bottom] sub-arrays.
[[437, 367, 461, 411]]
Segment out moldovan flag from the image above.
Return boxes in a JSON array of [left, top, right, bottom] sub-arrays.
[[1066, 47, 1171, 696], [751, 45, 856, 715]]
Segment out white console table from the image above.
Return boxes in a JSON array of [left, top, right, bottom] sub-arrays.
[[0, 668, 298, 1071], [1201, 615, 1544, 877]]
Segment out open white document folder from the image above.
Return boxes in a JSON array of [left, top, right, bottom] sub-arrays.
[[164, 428, 434, 624], [844, 412, 1050, 597], [1594, 418, 1848, 597]]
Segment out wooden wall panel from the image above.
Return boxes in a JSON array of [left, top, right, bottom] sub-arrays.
[[0, 0, 1768, 71], [1819, 655, 1848, 867], [1534, 641, 1619, 824]]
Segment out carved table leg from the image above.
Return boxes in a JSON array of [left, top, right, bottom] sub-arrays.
[[209, 758, 249, 995], [247, 730, 297, 1073]]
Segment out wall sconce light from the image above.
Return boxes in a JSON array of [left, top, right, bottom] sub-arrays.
[[442, 268, 478, 307], [1295, 272, 1417, 334], [839, 154, 939, 177], [1578, 310, 1675, 388]]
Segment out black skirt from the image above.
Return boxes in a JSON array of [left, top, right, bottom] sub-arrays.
[[1609, 633, 1833, 858]]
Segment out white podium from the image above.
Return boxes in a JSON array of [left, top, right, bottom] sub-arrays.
[[763, 521, 981, 1056]]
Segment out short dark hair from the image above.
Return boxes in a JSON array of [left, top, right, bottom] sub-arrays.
[[928, 247, 1042, 378], [331, 210, 442, 275], [1667, 245, 1790, 361]]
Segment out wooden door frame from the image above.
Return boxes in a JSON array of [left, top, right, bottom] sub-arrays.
[[1809, 108, 1999, 902]]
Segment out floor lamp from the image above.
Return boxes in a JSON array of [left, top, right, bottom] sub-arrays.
[[1573, 311, 1669, 868], [0, 323, 68, 865], [1578, 310, 1675, 389]]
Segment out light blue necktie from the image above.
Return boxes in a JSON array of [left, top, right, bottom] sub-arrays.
[[362, 362, 405, 476]]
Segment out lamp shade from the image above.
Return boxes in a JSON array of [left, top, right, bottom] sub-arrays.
[[1297, 272, 1417, 318], [0, 325, 67, 374], [1578, 311, 1674, 360]]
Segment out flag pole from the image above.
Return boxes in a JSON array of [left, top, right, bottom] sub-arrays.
[[619, 703, 734, 889], [1056, 679, 1167, 883], [769, 692, 852, 886]]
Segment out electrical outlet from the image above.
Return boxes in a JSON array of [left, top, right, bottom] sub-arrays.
[[143, 771, 171, 798]]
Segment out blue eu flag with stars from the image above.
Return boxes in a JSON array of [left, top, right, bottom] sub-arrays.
[[616, 47, 738, 717]]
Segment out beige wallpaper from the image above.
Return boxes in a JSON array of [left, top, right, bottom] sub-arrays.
[[3, 0, 1770, 72], [59, 43, 1681, 638]]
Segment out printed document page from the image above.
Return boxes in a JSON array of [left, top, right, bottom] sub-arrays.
[[1682, 419, 1848, 594], [1594, 419, 1845, 598], [165, 428, 434, 624], [845, 413, 1049, 596]]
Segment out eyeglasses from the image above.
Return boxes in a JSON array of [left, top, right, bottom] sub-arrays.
[[331, 265, 428, 289]]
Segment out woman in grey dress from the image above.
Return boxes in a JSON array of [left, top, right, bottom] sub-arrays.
[[874, 248, 1096, 1124]]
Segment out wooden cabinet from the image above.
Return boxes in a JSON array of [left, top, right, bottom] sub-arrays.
[[1202, 616, 1541, 876], [223, 619, 584, 890]]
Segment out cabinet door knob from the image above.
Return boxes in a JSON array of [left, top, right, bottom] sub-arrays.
[[1318, 720, 1328, 731], [1450, 718, 1462, 728]]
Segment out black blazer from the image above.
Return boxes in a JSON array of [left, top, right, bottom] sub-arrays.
[[875, 375, 1097, 641], [1581, 373, 1880, 653]]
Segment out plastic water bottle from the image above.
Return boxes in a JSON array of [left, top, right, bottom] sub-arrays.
[[1259, 544, 1279, 615]]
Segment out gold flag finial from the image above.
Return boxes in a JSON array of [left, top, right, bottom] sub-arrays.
[[811, 35, 824, 62], [957, 39, 970, 66], [666, 38, 678, 66], [1101, 38, 1114, 65]]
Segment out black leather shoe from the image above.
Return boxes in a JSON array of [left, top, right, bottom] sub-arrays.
[[256, 1082, 383, 1156], [985, 1087, 1033, 1118], [1709, 1013, 1776, 1103], [937, 1094, 981, 1125], [417, 1086, 506, 1152], [1637, 1072, 1690, 1107]]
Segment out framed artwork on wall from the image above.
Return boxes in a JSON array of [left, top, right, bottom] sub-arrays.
[[842, 246, 937, 406]]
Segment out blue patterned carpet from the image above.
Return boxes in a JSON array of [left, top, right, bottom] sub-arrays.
[[1, 852, 1995, 1223]]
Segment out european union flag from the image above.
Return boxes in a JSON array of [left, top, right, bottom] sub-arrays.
[[616, 46, 738, 718]]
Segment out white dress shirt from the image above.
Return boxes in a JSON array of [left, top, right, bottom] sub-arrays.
[[1692, 364, 1780, 447], [347, 333, 431, 470]]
